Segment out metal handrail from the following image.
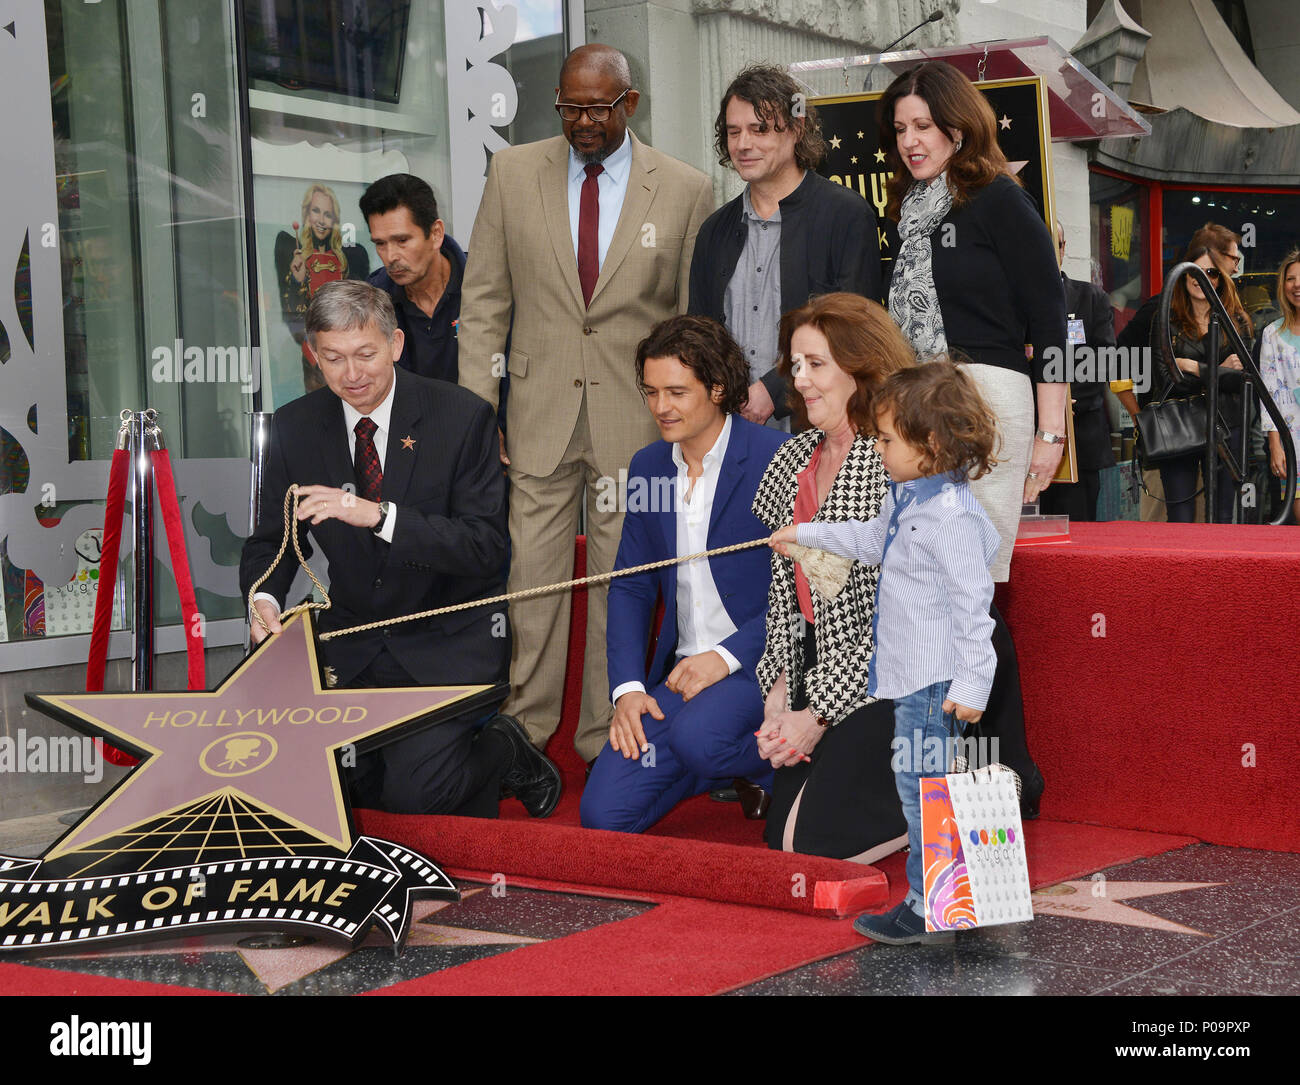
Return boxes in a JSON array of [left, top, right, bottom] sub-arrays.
[[1155, 262, 1296, 524]]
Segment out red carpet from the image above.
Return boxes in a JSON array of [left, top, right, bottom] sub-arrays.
[[0, 818, 1196, 997], [358, 819, 1195, 996], [358, 809, 889, 916], [8, 524, 1285, 994], [1001, 522, 1300, 851]]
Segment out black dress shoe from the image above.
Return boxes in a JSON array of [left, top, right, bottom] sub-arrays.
[[732, 778, 771, 820], [1020, 765, 1044, 821], [709, 785, 740, 803], [484, 714, 562, 818]]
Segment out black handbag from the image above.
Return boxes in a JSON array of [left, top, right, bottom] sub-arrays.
[[1136, 383, 1228, 464]]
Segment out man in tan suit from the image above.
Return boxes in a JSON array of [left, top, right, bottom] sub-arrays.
[[460, 45, 714, 764]]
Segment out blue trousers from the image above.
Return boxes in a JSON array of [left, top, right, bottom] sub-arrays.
[[892, 680, 963, 915], [580, 672, 773, 833]]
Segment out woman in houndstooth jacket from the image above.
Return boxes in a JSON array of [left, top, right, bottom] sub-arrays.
[[751, 294, 914, 859]]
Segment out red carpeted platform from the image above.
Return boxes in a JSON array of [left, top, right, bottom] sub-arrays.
[[12, 527, 1253, 996], [1000, 521, 1300, 852]]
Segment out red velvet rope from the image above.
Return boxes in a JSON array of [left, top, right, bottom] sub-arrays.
[[151, 449, 206, 692], [86, 446, 206, 768]]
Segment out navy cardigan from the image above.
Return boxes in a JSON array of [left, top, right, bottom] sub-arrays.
[[884, 174, 1066, 384]]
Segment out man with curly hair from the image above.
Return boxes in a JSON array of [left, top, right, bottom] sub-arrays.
[[580, 315, 789, 832], [690, 64, 882, 429]]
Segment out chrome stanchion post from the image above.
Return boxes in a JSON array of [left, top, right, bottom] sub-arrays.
[[249, 412, 272, 534], [246, 412, 273, 650], [130, 409, 160, 691]]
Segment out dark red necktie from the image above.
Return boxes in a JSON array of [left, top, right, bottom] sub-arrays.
[[354, 417, 383, 503], [577, 163, 603, 307]]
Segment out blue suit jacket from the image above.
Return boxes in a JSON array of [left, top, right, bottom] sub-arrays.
[[606, 417, 790, 696]]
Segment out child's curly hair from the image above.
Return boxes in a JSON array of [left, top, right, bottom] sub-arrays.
[[874, 358, 1000, 481]]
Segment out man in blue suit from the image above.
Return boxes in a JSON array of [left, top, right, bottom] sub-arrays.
[[580, 315, 789, 832]]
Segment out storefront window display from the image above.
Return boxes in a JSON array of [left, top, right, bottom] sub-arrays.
[[1, 0, 569, 666]]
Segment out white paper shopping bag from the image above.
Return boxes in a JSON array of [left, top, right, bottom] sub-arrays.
[[944, 766, 1033, 928]]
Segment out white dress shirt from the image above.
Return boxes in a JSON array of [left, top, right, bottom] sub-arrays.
[[611, 416, 741, 704], [567, 132, 633, 270], [253, 377, 399, 614]]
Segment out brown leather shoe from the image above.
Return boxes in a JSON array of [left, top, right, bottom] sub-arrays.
[[733, 777, 770, 820]]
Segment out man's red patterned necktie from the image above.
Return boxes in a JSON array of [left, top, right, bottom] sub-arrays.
[[353, 417, 383, 503], [577, 163, 603, 307]]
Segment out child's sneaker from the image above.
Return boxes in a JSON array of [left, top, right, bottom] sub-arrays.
[[853, 901, 952, 945]]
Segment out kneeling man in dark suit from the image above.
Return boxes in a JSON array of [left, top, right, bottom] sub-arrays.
[[580, 315, 790, 832], [241, 280, 559, 818]]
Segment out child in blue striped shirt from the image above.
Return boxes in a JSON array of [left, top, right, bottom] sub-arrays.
[[771, 360, 1000, 945]]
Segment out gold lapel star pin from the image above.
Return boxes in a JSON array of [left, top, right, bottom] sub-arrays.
[[401, 435, 416, 450]]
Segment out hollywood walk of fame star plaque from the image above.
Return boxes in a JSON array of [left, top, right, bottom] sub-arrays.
[[0, 613, 506, 956]]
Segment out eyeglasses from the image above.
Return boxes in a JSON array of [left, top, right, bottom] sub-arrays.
[[1190, 266, 1222, 282], [555, 88, 629, 123]]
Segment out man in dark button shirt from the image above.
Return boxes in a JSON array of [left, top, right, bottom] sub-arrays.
[[360, 174, 465, 384], [689, 64, 881, 429]]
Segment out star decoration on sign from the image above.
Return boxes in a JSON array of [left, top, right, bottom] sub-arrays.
[[1032, 881, 1223, 935], [850, 156, 858, 165], [999, 114, 1013, 130], [874, 148, 887, 163], [856, 130, 864, 139], [30, 613, 499, 861], [401, 435, 416, 450], [829, 135, 842, 150]]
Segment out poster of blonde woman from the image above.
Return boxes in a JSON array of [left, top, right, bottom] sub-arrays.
[[273, 182, 370, 392]]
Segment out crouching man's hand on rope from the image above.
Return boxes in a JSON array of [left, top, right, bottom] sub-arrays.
[[294, 484, 384, 530], [250, 598, 283, 645]]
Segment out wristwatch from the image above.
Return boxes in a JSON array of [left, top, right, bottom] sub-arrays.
[[372, 501, 391, 535], [1035, 429, 1065, 444]]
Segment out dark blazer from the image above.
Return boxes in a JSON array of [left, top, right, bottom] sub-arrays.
[[606, 417, 790, 695], [1063, 272, 1118, 471], [688, 171, 882, 418], [239, 368, 508, 688], [884, 174, 1065, 383]]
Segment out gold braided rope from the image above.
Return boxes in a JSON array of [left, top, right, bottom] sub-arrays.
[[246, 484, 776, 643], [247, 485, 333, 637]]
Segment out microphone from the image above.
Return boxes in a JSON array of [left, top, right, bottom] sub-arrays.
[[879, 9, 944, 54]]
